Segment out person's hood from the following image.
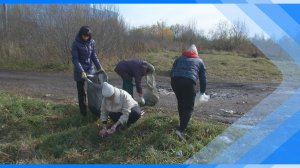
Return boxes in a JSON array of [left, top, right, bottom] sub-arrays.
[[182, 44, 199, 58], [76, 26, 92, 43], [102, 82, 115, 98], [75, 33, 91, 44]]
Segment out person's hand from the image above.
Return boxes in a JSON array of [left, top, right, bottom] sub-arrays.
[[97, 68, 105, 73], [81, 72, 87, 80], [99, 128, 108, 138], [107, 126, 116, 135], [140, 97, 145, 105], [137, 95, 145, 105]]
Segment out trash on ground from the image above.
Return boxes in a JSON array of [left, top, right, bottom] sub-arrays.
[[220, 109, 235, 114], [176, 150, 183, 158], [158, 88, 174, 95], [44, 94, 53, 97]]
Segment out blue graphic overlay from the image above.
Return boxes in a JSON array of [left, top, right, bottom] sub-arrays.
[[216, 3, 300, 164], [214, 165, 247, 168], [1, 0, 300, 166], [215, 0, 247, 3], [237, 4, 300, 67], [263, 128, 300, 164], [0, 165, 196, 168], [217, 165, 273, 168], [236, 104, 300, 163], [186, 3, 300, 164], [280, 5, 300, 26], [0, 0, 223, 4], [258, 4, 300, 46]]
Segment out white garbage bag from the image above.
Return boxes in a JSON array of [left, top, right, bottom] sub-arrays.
[[194, 92, 210, 107], [143, 74, 159, 106]]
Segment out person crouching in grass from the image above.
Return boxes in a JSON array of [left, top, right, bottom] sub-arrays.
[[99, 82, 143, 137]]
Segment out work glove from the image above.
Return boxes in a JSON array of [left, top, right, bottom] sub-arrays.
[[81, 72, 87, 80], [136, 95, 145, 106]]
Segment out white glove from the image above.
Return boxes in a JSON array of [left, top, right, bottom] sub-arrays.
[[136, 96, 145, 105], [200, 93, 210, 102]]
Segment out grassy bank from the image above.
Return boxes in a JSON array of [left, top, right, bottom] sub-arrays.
[[0, 92, 226, 163], [140, 51, 282, 83], [0, 61, 72, 72], [203, 53, 282, 83], [0, 50, 282, 83]]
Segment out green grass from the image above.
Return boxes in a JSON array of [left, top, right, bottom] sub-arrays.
[[0, 50, 282, 83], [140, 50, 179, 76], [0, 60, 71, 72], [0, 92, 226, 163], [140, 51, 282, 83], [202, 53, 282, 83]]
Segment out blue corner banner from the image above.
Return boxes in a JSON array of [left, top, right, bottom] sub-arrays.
[[1, 0, 300, 167], [187, 2, 300, 166]]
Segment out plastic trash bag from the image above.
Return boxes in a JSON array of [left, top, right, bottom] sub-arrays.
[[87, 71, 108, 117], [194, 92, 210, 107], [143, 74, 159, 106]]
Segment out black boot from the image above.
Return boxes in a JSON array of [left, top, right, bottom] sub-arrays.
[[79, 103, 87, 116], [77, 81, 87, 116]]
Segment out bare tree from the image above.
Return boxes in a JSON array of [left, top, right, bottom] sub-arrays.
[[0, 4, 7, 39], [3, 4, 7, 33], [0, 5, 265, 69], [229, 20, 248, 50]]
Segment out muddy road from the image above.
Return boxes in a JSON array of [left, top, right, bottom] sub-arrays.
[[0, 69, 279, 124]]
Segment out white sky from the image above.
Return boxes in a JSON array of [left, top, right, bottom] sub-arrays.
[[117, 4, 230, 34], [116, 4, 267, 37]]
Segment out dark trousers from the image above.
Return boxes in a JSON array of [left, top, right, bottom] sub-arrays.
[[115, 69, 134, 97], [122, 79, 134, 97], [76, 81, 87, 116], [109, 106, 141, 126], [171, 77, 196, 132]]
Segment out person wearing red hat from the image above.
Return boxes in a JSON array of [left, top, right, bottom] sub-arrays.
[[171, 44, 207, 140]]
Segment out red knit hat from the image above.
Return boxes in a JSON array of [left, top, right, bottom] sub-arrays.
[[182, 44, 199, 58]]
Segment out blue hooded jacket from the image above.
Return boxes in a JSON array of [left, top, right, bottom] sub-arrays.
[[171, 55, 207, 93], [71, 31, 102, 81]]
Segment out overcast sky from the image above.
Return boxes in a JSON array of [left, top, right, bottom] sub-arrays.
[[118, 4, 227, 34], [116, 4, 268, 37]]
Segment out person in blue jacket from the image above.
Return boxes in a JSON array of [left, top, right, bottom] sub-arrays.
[[71, 26, 103, 116], [171, 44, 207, 140]]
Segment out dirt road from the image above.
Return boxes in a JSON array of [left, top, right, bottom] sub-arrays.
[[0, 69, 279, 124]]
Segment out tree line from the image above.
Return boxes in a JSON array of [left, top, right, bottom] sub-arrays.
[[0, 4, 264, 69]]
